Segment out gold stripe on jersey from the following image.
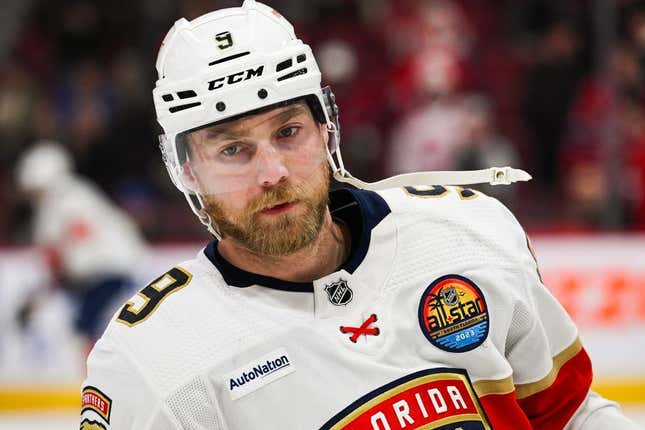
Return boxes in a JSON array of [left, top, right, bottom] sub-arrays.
[[514, 337, 583, 400], [473, 376, 515, 397]]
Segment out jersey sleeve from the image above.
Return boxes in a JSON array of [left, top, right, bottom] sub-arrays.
[[491, 198, 636, 429], [81, 334, 178, 430], [565, 391, 642, 429]]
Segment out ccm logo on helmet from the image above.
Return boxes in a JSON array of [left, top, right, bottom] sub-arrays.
[[208, 65, 265, 91]]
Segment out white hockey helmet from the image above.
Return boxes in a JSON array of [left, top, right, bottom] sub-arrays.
[[16, 141, 73, 194]]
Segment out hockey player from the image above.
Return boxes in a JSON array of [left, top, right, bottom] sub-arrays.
[[81, 1, 641, 429], [16, 141, 146, 353]]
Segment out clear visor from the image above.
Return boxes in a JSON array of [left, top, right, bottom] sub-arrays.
[[160, 101, 330, 197]]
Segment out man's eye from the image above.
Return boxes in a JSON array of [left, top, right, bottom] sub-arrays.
[[221, 145, 241, 157], [278, 126, 298, 138]]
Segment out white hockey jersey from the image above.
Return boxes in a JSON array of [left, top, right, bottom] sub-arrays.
[[33, 175, 146, 282], [81, 187, 636, 430]]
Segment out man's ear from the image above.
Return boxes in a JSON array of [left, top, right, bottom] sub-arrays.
[[320, 122, 330, 147], [181, 162, 201, 193]]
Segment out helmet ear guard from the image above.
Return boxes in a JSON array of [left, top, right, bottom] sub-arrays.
[[323, 86, 339, 119], [321, 86, 340, 154]]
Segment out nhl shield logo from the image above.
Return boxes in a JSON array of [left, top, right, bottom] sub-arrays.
[[440, 287, 459, 306], [324, 279, 353, 306]]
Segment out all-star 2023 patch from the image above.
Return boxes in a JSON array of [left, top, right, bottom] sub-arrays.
[[418, 275, 489, 352]]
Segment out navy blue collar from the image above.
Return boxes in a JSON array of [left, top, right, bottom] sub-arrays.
[[203, 188, 391, 291]]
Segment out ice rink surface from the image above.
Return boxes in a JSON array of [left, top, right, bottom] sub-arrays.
[[1, 407, 645, 429]]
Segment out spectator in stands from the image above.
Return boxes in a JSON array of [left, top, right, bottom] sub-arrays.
[[385, 0, 480, 176], [622, 98, 645, 229], [454, 94, 520, 205], [522, 20, 583, 191], [562, 43, 644, 229]]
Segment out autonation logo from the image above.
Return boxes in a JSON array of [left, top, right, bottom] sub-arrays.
[[225, 348, 295, 400]]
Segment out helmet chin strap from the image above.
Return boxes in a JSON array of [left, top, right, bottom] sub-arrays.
[[324, 125, 531, 190], [332, 166, 532, 190]]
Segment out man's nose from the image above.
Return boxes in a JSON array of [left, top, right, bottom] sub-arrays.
[[256, 145, 288, 188]]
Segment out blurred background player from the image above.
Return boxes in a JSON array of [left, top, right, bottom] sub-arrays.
[[15, 141, 147, 353]]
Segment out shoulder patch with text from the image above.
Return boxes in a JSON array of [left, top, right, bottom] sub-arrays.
[[320, 368, 491, 429], [81, 386, 112, 424], [418, 275, 489, 352]]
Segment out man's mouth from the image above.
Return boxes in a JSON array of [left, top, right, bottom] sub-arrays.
[[259, 201, 298, 215]]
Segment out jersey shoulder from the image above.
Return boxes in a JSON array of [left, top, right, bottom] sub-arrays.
[[376, 185, 501, 213], [373, 186, 532, 275], [376, 186, 524, 237]]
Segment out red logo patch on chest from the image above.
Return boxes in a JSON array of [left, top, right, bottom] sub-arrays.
[[320, 368, 491, 430]]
